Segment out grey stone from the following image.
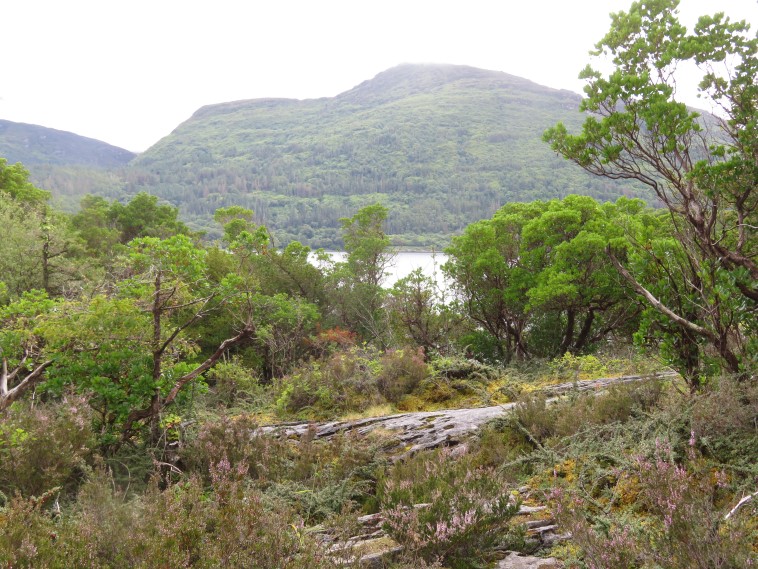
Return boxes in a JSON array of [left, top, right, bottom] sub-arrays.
[[260, 372, 674, 457], [525, 518, 556, 529], [498, 552, 559, 568]]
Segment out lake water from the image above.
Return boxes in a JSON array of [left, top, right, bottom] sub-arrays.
[[315, 251, 449, 288]]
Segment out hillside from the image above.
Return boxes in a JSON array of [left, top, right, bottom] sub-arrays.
[[128, 64, 645, 247], [0, 120, 135, 210], [0, 120, 135, 168]]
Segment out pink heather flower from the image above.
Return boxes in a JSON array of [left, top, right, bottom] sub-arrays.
[[217, 457, 231, 473]]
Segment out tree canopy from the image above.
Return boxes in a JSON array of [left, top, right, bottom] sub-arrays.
[[544, 0, 757, 384]]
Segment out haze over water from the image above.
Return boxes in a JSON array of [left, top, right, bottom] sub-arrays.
[[314, 251, 450, 288]]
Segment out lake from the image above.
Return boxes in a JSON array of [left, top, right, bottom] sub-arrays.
[[315, 251, 449, 288]]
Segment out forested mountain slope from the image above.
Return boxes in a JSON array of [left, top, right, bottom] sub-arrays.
[[0, 120, 134, 210], [128, 64, 645, 247], [2, 64, 647, 247], [0, 120, 135, 168]]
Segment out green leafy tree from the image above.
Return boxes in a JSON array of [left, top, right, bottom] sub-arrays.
[[0, 290, 58, 411], [210, 207, 323, 379], [0, 159, 50, 204], [0, 195, 45, 297], [109, 192, 191, 243], [445, 197, 642, 362], [70, 195, 121, 258], [388, 268, 462, 356], [340, 203, 394, 288], [116, 235, 256, 437], [331, 204, 395, 343], [544, 0, 757, 381], [444, 202, 540, 361], [521, 196, 640, 356], [248, 292, 319, 381], [214, 206, 327, 306], [37, 235, 256, 443], [0, 160, 84, 297]]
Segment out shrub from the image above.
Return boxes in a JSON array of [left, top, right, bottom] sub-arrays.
[[0, 489, 64, 567], [179, 414, 289, 483], [0, 397, 94, 500], [377, 347, 429, 403], [690, 375, 758, 438], [204, 360, 264, 409], [0, 467, 338, 568], [511, 378, 664, 446], [379, 449, 520, 568], [308, 326, 357, 358], [689, 376, 758, 472], [549, 352, 608, 380], [430, 355, 497, 381], [551, 439, 757, 569], [275, 346, 385, 417]]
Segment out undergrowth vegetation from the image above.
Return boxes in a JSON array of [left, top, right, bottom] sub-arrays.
[[1, 350, 755, 567]]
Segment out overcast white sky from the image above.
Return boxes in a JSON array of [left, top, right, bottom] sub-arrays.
[[2, 0, 756, 152]]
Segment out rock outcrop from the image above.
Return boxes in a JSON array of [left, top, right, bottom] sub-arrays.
[[262, 371, 675, 457]]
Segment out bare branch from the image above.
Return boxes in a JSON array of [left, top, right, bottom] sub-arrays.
[[0, 359, 54, 412], [606, 247, 717, 342], [163, 324, 255, 407]]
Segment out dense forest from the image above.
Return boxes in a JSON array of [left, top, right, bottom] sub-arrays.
[[1, 1, 756, 567]]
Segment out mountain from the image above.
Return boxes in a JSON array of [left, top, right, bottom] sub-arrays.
[[0, 120, 135, 168], [2, 65, 647, 247], [128, 64, 644, 247], [0, 120, 135, 210]]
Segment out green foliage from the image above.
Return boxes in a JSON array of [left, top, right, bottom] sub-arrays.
[[203, 360, 264, 408], [0, 158, 50, 203], [326, 204, 394, 343], [548, 352, 610, 380], [444, 195, 641, 363], [40, 295, 154, 439], [0, 290, 63, 411], [213, 205, 257, 244], [37, 234, 246, 441], [339, 203, 392, 287], [275, 344, 434, 418], [69, 195, 121, 257], [376, 347, 429, 403], [513, 379, 664, 445], [69, 192, 192, 261], [544, 0, 757, 384], [108, 192, 191, 243], [388, 268, 462, 355], [0, 162, 87, 297], [250, 292, 320, 379], [275, 346, 386, 417]]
